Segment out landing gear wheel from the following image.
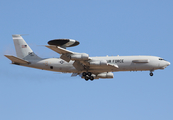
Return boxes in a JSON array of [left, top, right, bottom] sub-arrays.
[[85, 76, 89, 81], [150, 72, 153, 76], [88, 72, 92, 76], [82, 72, 87, 77], [90, 76, 94, 81]]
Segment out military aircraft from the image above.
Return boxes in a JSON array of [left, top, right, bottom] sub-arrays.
[[5, 35, 170, 81]]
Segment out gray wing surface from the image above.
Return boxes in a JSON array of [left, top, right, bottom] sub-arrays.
[[46, 45, 74, 54]]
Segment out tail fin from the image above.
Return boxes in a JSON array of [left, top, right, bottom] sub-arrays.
[[12, 35, 42, 60]]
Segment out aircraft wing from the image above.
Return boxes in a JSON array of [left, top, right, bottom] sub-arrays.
[[46, 45, 119, 71], [46, 45, 91, 62], [89, 63, 118, 71], [107, 63, 119, 69], [46, 45, 74, 54]]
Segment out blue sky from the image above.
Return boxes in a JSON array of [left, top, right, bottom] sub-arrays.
[[0, 0, 173, 120]]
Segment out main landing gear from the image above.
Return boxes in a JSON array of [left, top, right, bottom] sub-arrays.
[[82, 72, 94, 81]]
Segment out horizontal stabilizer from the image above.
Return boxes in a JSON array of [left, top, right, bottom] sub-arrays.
[[4, 55, 30, 64]]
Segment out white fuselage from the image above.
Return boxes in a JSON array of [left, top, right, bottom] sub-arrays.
[[21, 55, 170, 74]]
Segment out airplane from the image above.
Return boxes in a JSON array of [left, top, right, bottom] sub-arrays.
[[5, 34, 170, 81]]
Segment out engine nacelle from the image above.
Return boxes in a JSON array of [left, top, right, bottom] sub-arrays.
[[70, 53, 89, 61], [89, 60, 107, 66], [97, 72, 114, 78]]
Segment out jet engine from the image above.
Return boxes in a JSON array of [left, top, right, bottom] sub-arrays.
[[48, 39, 79, 48], [97, 72, 114, 78], [89, 60, 107, 66], [70, 53, 89, 61]]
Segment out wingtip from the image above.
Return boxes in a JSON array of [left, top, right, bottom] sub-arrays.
[[108, 64, 119, 68]]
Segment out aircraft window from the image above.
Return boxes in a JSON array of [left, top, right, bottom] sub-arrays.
[[159, 58, 165, 61]]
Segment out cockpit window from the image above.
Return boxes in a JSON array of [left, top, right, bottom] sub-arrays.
[[159, 58, 165, 61]]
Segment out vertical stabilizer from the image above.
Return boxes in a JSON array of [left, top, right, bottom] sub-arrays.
[[12, 35, 42, 60]]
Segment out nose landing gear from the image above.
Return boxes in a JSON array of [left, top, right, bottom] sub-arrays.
[[150, 72, 153, 76], [149, 70, 154, 76]]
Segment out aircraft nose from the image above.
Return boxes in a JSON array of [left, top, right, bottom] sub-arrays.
[[167, 61, 170, 66]]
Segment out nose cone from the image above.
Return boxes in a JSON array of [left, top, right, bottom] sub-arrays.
[[160, 61, 170, 69], [167, 61, 171, 66]]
